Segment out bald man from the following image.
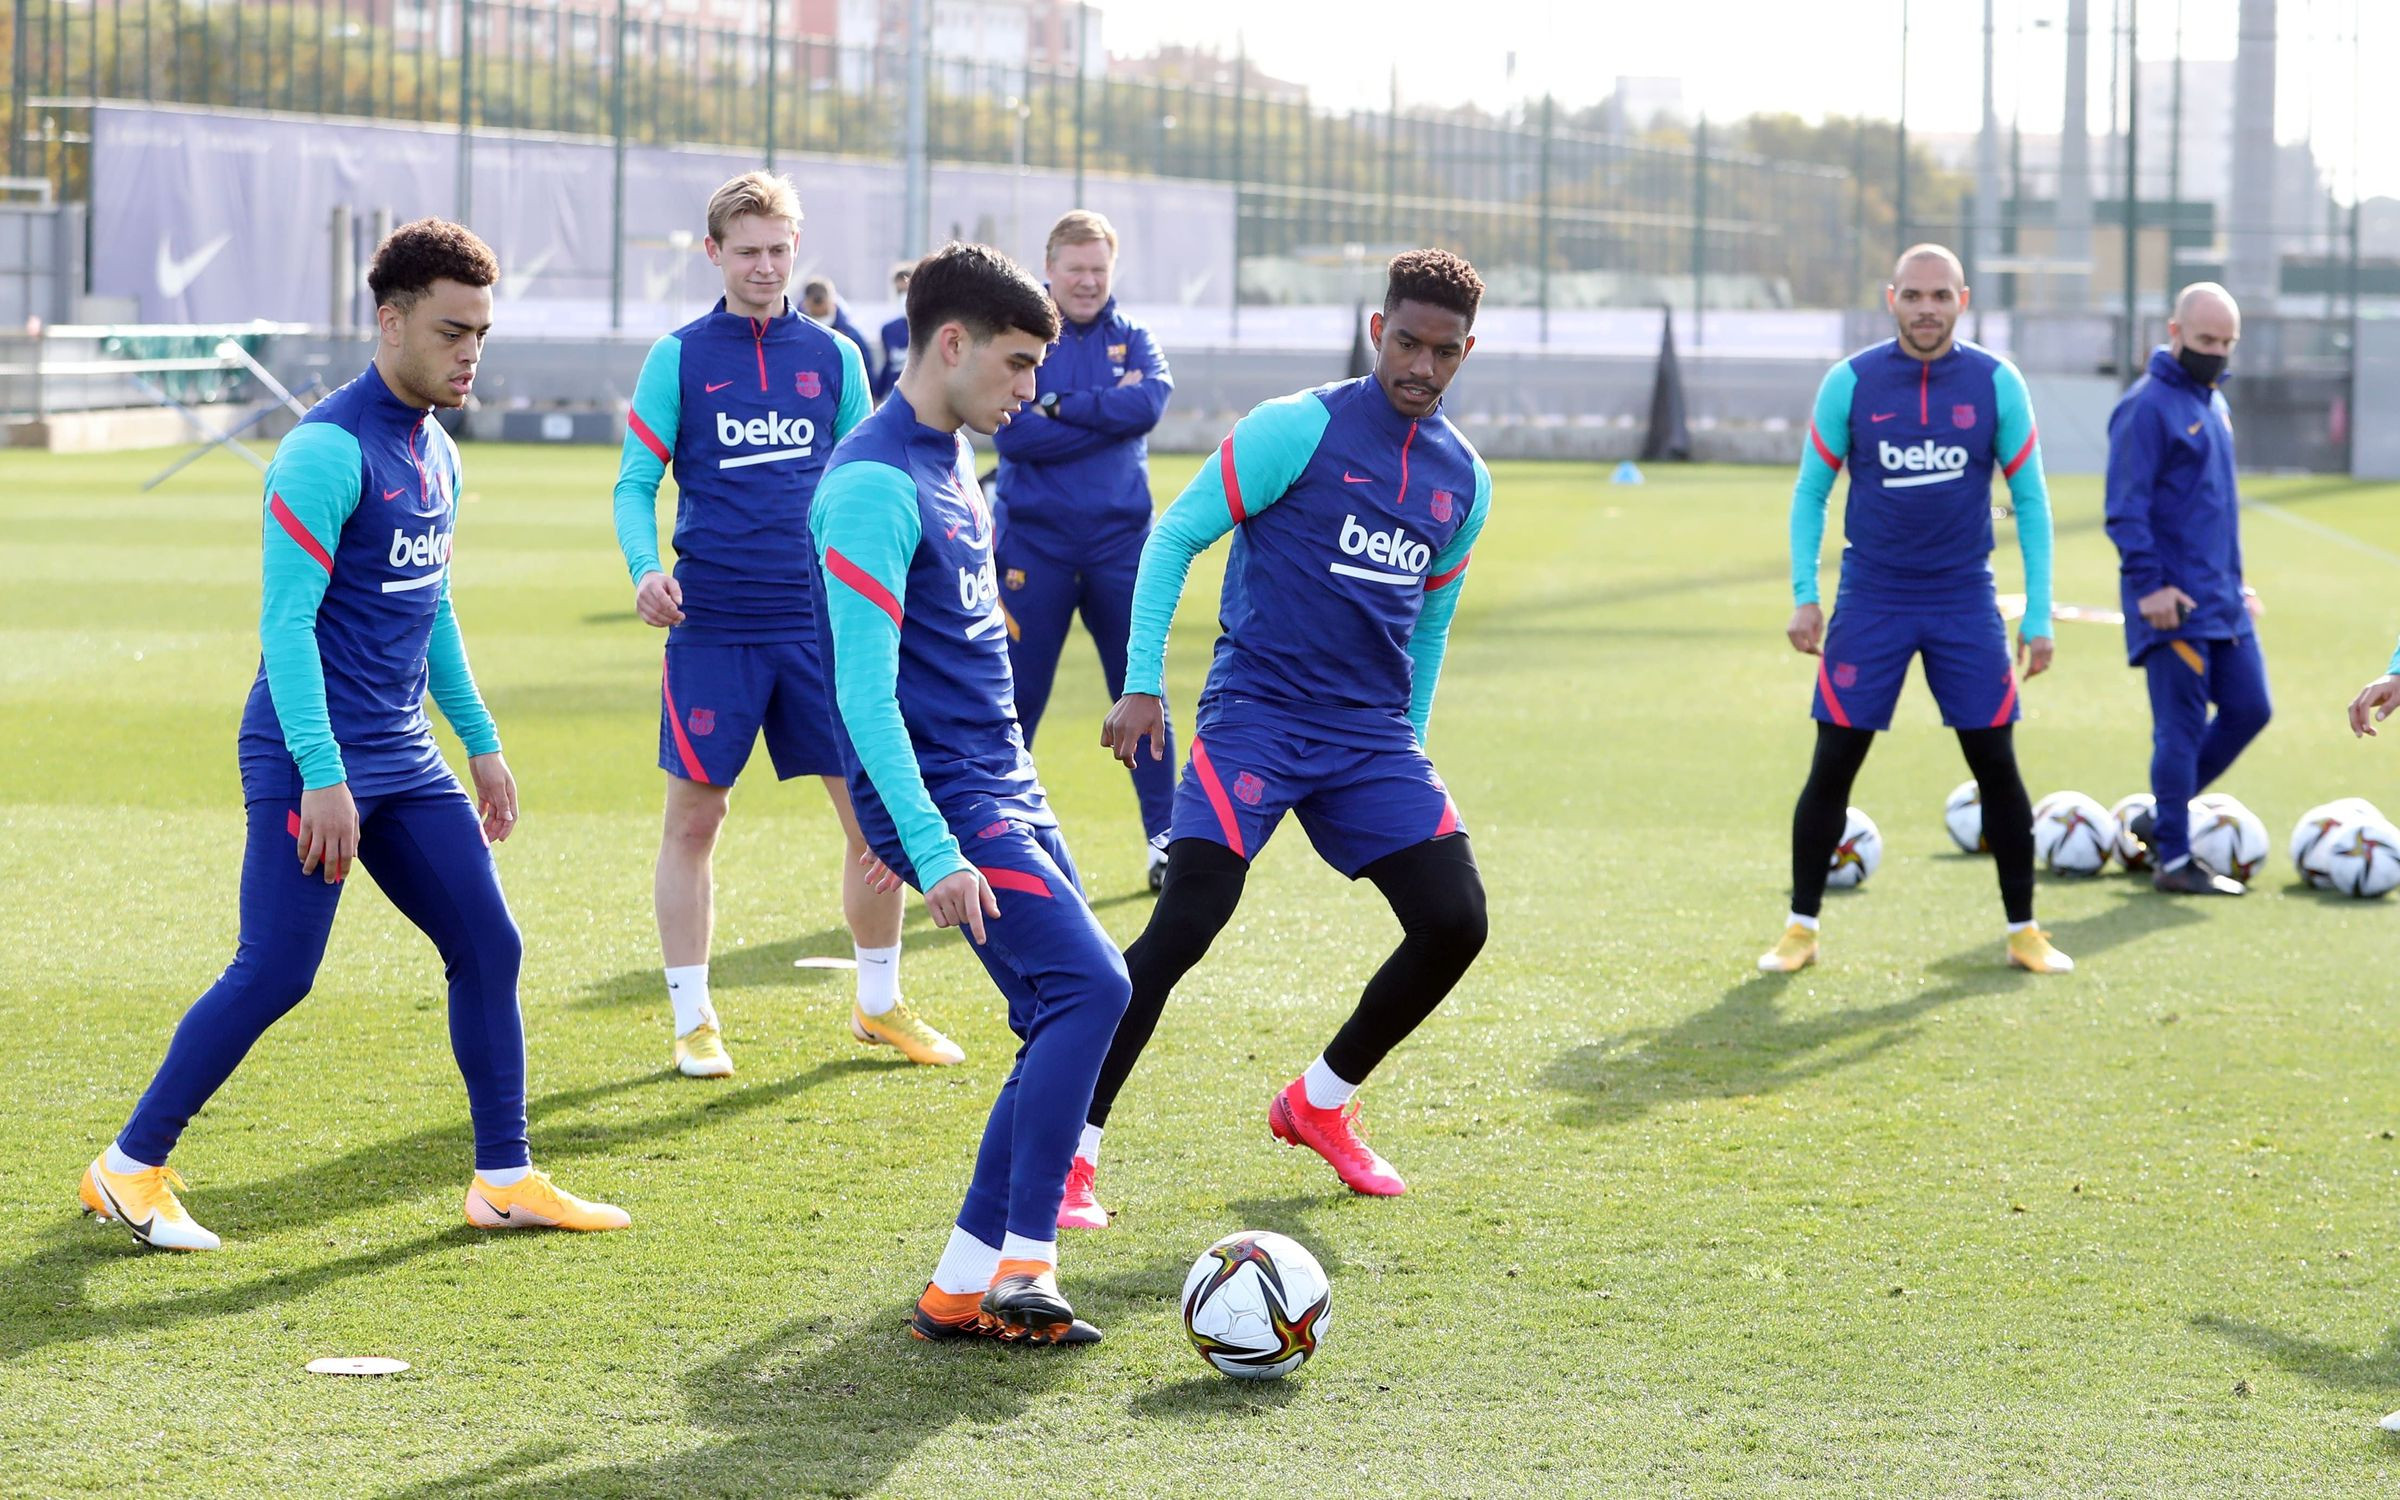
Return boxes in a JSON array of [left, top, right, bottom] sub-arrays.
[[1762, 244, 2069, 975], [2104, 283, 2270, 895]]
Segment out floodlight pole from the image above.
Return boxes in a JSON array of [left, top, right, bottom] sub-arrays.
[[456, 0, 475, 221], [1974, 0, 1998, 343], [2167, 0, 2182, 318], [2120, 0, 2140, 380], [764, 0, 779, 169], [904, 0, 929, 256], [1895, 0, 1910, 256], [1073, 2, 1088, 203], [1231, 46, 1245, 343], [609, 0, 627, 330], [1537, 93, 1554, 346]]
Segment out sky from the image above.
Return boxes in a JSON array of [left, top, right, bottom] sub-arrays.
[[1102, 0, 2393, 203]]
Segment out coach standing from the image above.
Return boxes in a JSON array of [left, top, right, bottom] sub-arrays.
[[992, 209, 1177, 890], [2105, 281, 2270, 896]]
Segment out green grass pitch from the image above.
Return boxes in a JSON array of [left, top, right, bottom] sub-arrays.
[[5, 443, 2400, 1496]]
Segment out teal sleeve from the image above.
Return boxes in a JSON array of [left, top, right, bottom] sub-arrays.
[[2387, 635, 2400, 677], [811, 462, 967, 891], [1406, 457, 1493, 742], [1790, 361, 1856, 607], [833, 334, 872, 441], [1993, 359, 2053, 640], [424, 574, 501, 757], [613, 335, 682, 585], [260, 424, 365, 790], [1123, 391, 1332, 697]]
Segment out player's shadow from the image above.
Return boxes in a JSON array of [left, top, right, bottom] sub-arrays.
[[2191, 1312, 2400, 1396], [1544, 889, 2203, 1131], [370, 1247, 1198, 1500], [0, 1058, 875, 1366]]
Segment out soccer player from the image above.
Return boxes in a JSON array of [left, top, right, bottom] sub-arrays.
[[809, 242, 1130, 1344], [2105, 282, 2270, 896], [80, 220, 627, 1250], [1759, 243, 2071, 976], [801, 274, 874, 374], [614, 172, 963, 1077], [991, 211, 1177, 890], [1062, 249, 1494, 1225], [2348, 642, 2400, 737], [873, 262, 911, 405]]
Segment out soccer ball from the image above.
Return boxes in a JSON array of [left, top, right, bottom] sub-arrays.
[[1943, 780, 1986, 854], [2032, 791, 2118, 876], [2110, 793, 2157, 872], [1181, 1231, 1332, 1380], [2321, 818, 2400, 898], [2289, 800, 2375, 888], [2188, 796, 2270, 883], [1825, 807, 1882, 889]]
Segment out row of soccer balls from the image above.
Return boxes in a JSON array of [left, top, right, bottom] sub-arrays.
[[1824, 790, 2400, 897]]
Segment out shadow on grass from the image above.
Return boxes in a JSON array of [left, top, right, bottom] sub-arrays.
[[2191, 1312, 2400, 1396], [0, 1058, 878, 1365], [1542, 888, 2206, 1130], [373, 1246, 1199, 1500]]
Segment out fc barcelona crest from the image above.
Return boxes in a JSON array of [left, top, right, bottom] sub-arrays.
[[1832, 663, 1858, 690], [687, 707, 716, 736], [1005, 568, 1026, 591], [1951, 403, 1976, 429], [1232, 771, 1265, 806], [796, 370, 822, 399], [1430, 489, 1455, 522]]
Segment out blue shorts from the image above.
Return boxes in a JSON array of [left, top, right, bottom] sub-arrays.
[[1813, 599, 2018, 733], [658, 641, 843, 785], [1170, 709, 1462, 878]]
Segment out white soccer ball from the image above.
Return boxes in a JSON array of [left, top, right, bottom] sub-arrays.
[[1943, 780, 1986, 854], [2033, 791, 2119, 876], [1825, 807, 1882, 888], [2110, 793, 2157, 872], [2321, 818, 2400, 898], [2189, 796, 2270, 883], [1181, 1231, 1332, 1380], [2290, 801, 2373, 888]]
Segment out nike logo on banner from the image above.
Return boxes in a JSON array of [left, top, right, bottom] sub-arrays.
[[705, 381, 734, 394], [383, 487, 406, 501], [1342, 472, 1373, 484], [156, 232, 232, 298], [1870, 412, 1897, 423]]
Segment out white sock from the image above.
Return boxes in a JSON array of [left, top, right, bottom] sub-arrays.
[[1075, 1123, 1103, 1165], [2007, 919, 2037, 934], [1786, 911, 1821, 932], [855, 944, 901, 1016], [931, 1225, 1002, 1294], [1000, 1231, 1058, 1269], [665, 964, 715, 1035], [479, 1164, 530, 1187], [104, 1143, 155, 1175], [1301, 1055, 1359, 1111]]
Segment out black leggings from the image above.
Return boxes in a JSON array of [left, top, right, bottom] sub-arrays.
[[1086, 834, 1488, 1128], [1790, 722, 2034, 924]]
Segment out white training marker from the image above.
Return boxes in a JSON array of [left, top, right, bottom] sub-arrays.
[[306, 1357, 410, 1377], [2381, 1410, 2400, 1433], [793, 957, 858, 970]]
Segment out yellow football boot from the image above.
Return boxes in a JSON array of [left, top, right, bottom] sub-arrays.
[[80, 1155, 221, 1251], [464, 1169, 631, 1232], [673, 1021, 735, 1078], [2006, 926, 2076, 974], [851, 1002, 966, 1066], [1756, 923, 1819, 973]]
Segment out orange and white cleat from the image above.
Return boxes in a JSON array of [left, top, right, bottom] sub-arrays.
[[80, 1155, 220, 1251], [464, 1169, 630, 1232], [1269, 1079, 1406, 1197]]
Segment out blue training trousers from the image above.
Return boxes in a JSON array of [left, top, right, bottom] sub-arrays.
[[998, 535, 1177, 841], [118, 782, 532, 1171], [2143, 634, 2273, 865]]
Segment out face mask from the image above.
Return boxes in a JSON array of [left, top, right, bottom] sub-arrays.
[[2176, 347, 2229, 387]]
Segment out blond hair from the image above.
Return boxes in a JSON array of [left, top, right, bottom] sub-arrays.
[[706, 171, 802, 244], [1044, 209, 1118, 263]]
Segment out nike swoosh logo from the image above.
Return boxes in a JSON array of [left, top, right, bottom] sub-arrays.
[[95, 1178, 155, 1240], [945, 524, 963, 540], [486, 1205, 513, 1220], [705, 381, 734, 394], [1342, 472, 1373, 484], [1870, 412, 1897, 423], [156, 232, 232, 299], [383, 487, 405, 501], [2188, 420, 2204, 435]]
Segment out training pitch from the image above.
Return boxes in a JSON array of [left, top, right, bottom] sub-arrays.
[[4, 446, 2400, 1496]]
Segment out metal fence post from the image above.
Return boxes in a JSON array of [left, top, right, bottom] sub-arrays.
[[1073, 2, 1087, 202], [1537, 94, 1553, 348], [8, 0, 26, 181], [457, 0, 476, 221], [764, 0, 778, 167], [1231, 48, 1244, 343]]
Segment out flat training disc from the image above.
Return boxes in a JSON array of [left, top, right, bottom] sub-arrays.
[[306, 1357, 410, 1377]]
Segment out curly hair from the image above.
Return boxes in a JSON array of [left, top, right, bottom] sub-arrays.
[[367, 219, 500, 314], [906, 242, 1059, 351], [1383, 248, 1484, 328]]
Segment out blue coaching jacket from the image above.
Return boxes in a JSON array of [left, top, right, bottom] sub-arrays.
[[2104, 346, 2249, 663], [990, 296, 1172, 562]]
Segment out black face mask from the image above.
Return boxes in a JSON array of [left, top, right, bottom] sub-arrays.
[[2176, 346, 2229, 387]]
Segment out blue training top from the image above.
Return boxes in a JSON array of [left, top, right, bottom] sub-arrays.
[[807, 391, 1053, 891], [874, 313, 907, 403], [1125, 375, 1492, 750], [1789, 337, 2054, 633], [239, 361, 499, 799], [612, 296, 871, 645], [990, 296, 1173, 562], [2104, 345, 2250, 664]]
